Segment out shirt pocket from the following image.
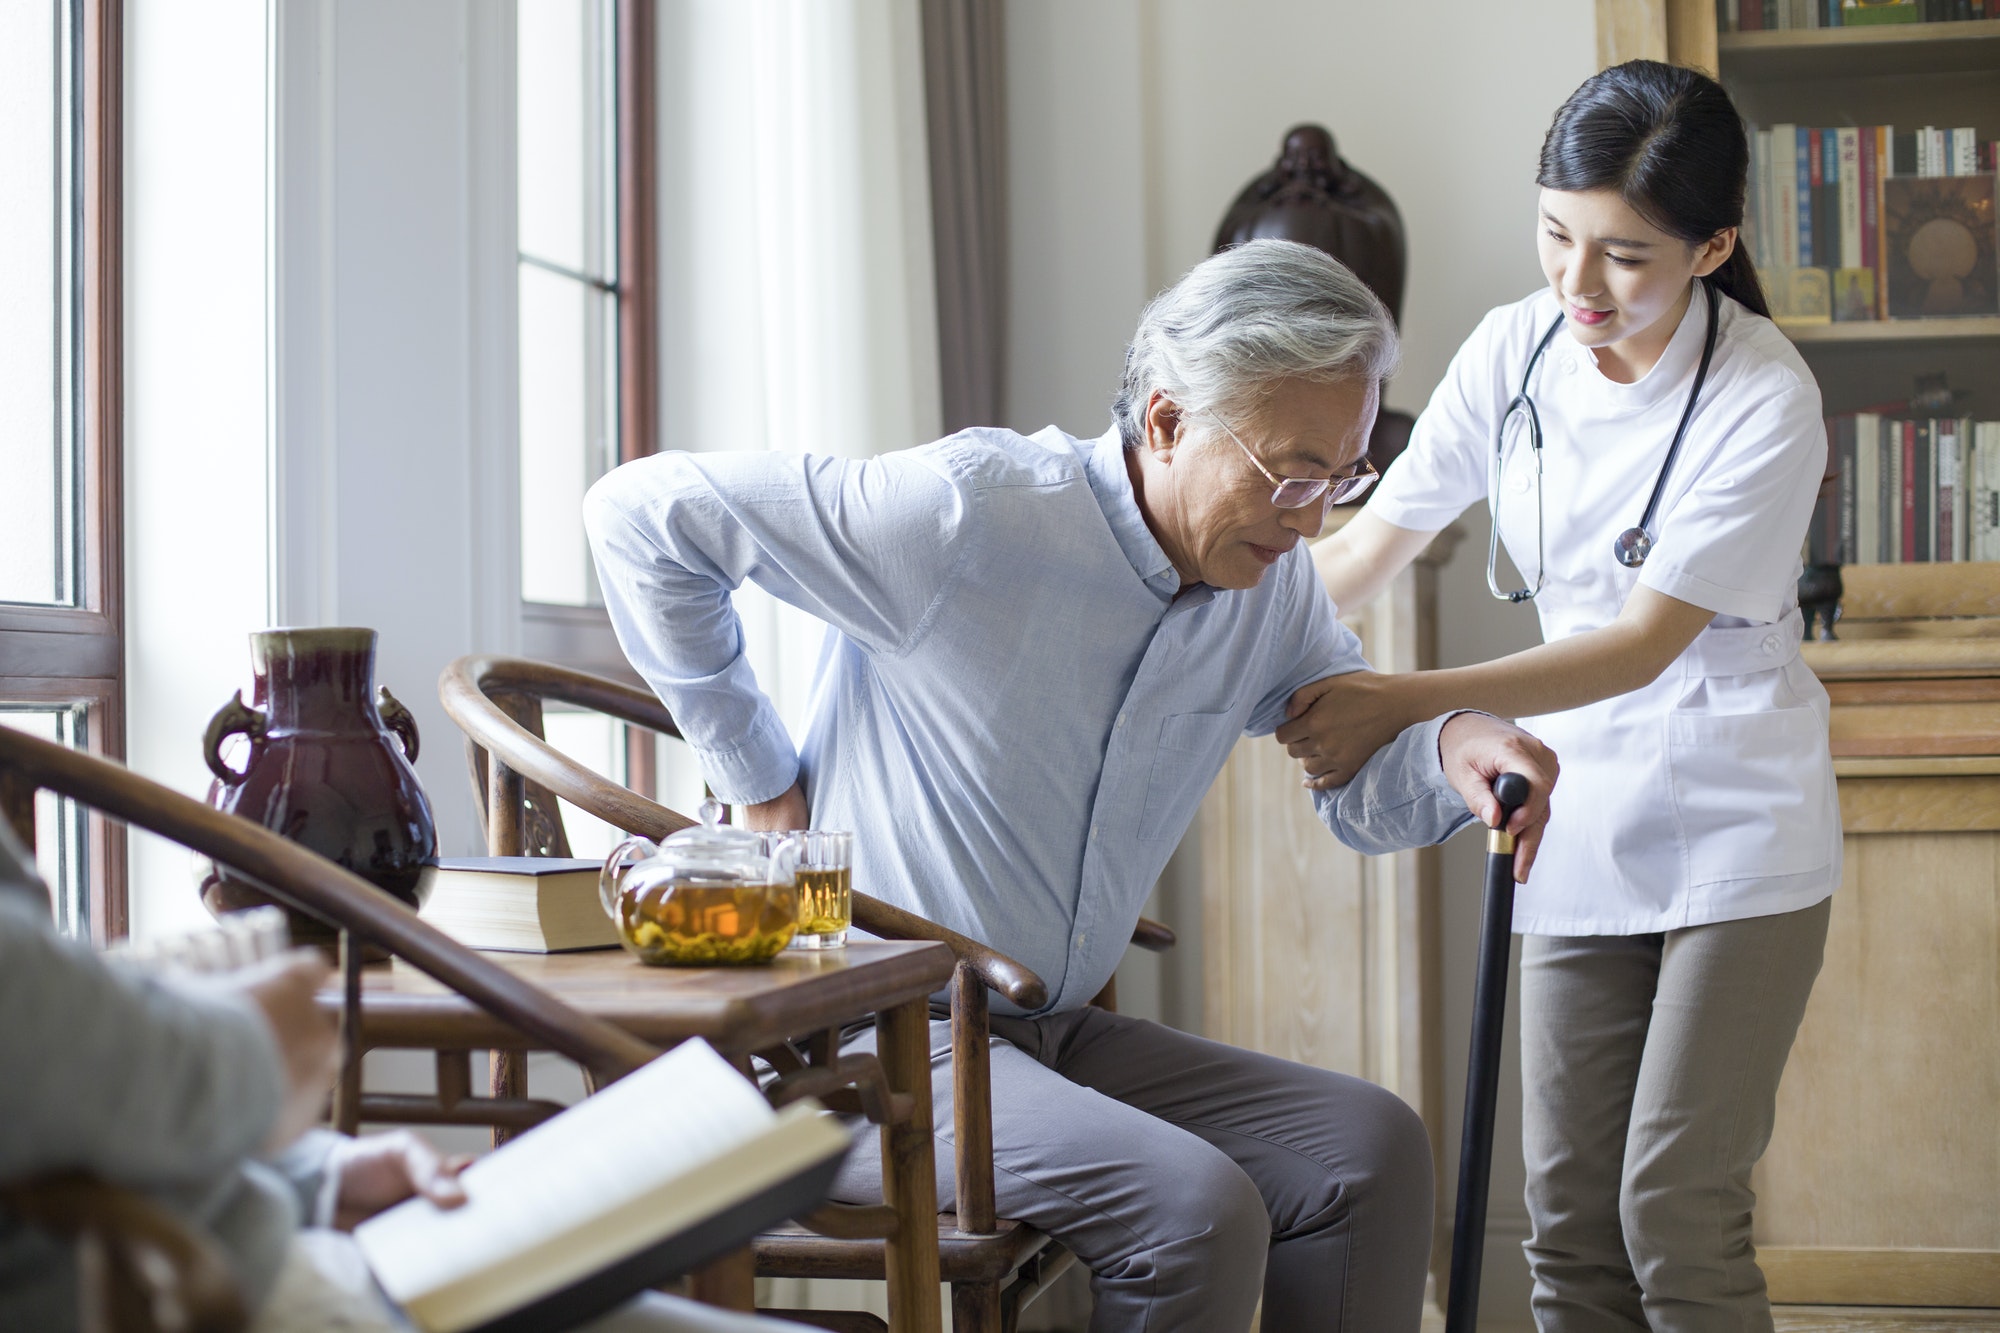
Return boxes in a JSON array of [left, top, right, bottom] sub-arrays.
[[1139, 710, 1240, 842], [1665, 705, 1833, 886]]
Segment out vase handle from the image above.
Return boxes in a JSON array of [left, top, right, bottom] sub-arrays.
[[377, 687, 420, 763], [203, 691, 268, 786]]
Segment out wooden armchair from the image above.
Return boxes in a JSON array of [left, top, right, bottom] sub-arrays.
[[439, 654, 1178, 1333], [0, 723, 661, 1333]]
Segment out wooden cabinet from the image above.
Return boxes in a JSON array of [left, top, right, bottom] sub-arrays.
[[1753, 566, 2000, 1309], [1197, 517, 1464, 1302]]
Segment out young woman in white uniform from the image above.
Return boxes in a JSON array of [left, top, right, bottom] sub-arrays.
[[1284, 62, 1840, 1331]]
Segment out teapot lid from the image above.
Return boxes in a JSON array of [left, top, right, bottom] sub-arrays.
[[661, 797, 759, 854]]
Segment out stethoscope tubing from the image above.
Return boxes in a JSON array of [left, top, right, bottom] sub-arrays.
[[1491, 278, 1721, 597]]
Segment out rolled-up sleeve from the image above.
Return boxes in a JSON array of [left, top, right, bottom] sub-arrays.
[[584, 448, 965, 804], [1246, 556, 1474, 853]]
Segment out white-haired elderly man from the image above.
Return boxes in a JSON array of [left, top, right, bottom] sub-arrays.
[[585, 239, 1557, 1331]]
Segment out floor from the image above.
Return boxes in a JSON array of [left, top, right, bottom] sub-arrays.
[[1415, 1306, 2000, 1333]]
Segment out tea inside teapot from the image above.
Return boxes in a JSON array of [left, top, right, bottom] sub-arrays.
[[615, 871, 798, 965]]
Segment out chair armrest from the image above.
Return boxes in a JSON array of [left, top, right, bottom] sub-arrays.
[[851, 891, 1047, 1011], [1129, 916, 1177, 953], [3, 1173, 251, 1333]]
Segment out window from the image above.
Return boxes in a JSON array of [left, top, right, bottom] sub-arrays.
[[0, 0, 125, 940], [515, 0, 671, 806]]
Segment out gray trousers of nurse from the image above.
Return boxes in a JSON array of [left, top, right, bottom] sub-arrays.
[[836, 1003, 1434, 1332]]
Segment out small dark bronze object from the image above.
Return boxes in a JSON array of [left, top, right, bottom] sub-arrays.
[[1215, 125, 1412, 490], [1798, 564, 1844, 641]]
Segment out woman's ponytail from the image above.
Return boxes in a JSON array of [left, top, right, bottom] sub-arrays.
[[1538, 61, 1771, 320]]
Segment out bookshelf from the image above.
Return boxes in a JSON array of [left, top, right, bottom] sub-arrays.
[[1657, 9, 2000, 1320]]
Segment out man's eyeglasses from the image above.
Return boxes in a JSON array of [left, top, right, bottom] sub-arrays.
[[1205, 410, 1378, 509]]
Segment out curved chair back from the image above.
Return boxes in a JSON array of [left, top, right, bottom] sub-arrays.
[[439, 655, 1048, 1011]]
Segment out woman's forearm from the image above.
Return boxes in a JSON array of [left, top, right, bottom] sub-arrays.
[[1313, 508, 1439, 611], [1403, 586, 1717, 722]]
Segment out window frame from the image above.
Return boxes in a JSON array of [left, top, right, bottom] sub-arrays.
[[517, 0, 660, 798], [0, 0, 127, 941]]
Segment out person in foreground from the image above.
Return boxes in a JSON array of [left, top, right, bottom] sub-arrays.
[[1287, 63, 1839, 1332], [586, 238, 1558, 1332], [0, 819, 808, 1333]]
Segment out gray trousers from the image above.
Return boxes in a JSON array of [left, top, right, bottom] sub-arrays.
[[835, 1004, 1434, 1333], [1519, 897, 1832, 1333]]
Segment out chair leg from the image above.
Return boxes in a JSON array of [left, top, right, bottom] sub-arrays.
[[951, 1282, 1003, 1333], [688, 1249, 756, 1311], [489, 1049, 527, 1148], [877, 998, 944, 1333]]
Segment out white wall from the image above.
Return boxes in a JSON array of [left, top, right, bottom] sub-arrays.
[[1003, 3, 1597, 1326], [124, 0, 271, 939]]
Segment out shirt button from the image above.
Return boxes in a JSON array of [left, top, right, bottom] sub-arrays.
[[1760, 634, 1781, 654], [1089, 824, 1098, 840], [1562, 358, 1579, 374], [1511, 470, 1533, 494], [1115, 714, 1126, 729], [1075, 933, 1087, 947]]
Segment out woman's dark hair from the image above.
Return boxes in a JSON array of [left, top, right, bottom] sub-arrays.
[[1538, 60, 1770, 319]]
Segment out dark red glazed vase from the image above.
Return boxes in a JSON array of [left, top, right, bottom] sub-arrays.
[[198, 628, 438, 949]]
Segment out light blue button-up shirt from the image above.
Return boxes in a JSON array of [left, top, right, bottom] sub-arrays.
[[586, 425, 1472, 1014]]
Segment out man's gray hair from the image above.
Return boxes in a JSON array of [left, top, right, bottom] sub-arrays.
[[1113, 239, 1399, 449]]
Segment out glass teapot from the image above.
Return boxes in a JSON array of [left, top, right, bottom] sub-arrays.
[[599, 800, 804, 966]]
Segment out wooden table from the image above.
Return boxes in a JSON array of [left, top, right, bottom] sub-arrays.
[[322, 938, 953, 1333]]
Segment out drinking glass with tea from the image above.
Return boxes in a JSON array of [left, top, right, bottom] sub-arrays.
[[789, 830, 851, 950]]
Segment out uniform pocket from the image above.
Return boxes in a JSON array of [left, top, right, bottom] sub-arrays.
[[1665, 705, 1832, 885], [1139, 710, 1241, 841]]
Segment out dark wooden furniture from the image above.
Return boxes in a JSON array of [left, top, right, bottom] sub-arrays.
[[0, 723, 658, 1333], [439, 654, 1179, 1333]]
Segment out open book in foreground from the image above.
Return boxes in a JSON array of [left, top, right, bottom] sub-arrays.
[[354, 1039, 850, 1333]]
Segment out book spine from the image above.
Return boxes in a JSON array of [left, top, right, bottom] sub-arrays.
[[1886, 421, 1903, 564], [1857, 413, 1880, 564], [1952, 127, 1978, 177], [1926, 126, 1946, 178], [1796, 127, 1814, 268], [1893, 128, 1917, 178], [1876, 127, 1893, 317], [1753, 129, 1771, 268], [1918, 419, 1936, 563], [1838, 128, 1862, 270], [1865, 417, 1876, 563], [1774, 126, 1799, 272], [1902, 421, 1917, 565], [1940, 419, 1961, 562], [1980, 423, 2000, 563], [1838, 415, 1858, 564], [1857, 127, 1878, 274]]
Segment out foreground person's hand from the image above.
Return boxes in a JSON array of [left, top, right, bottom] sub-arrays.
[[1437, 712, 1558, 883], [332, 1129, 472, 1230], [223, 949, 341, 1153], [1277, 670, 1421, 790]]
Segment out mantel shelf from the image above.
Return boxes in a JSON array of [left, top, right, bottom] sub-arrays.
[[1719, 18, 2000, 78], [1776, 316, 2000, 345]]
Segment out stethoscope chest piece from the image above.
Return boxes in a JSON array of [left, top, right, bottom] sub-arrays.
[[1613, 527, 1653, 568]]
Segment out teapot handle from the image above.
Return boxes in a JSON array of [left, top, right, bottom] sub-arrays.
[[767, 831, 807, 884], [600, 835, 660, 923]]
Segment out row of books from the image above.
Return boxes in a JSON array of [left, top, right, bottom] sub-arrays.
[[1720, 0, 1991, 28], [1808, 414, 2000, 565], [1745, 124, 2000, 323]]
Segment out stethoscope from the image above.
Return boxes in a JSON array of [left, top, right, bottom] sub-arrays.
[[1487, 277, 1721, 603]]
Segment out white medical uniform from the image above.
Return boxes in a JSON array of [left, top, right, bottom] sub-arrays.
[[1370, 285, 1841, 935]]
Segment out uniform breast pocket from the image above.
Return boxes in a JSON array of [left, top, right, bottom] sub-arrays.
[[1665, 705, 1833, 886], [1139, 710, 1241, 841]]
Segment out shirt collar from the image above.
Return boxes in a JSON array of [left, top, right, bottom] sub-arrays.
[[1083, 425, 1182, 601]]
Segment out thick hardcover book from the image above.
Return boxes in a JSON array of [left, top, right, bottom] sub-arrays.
[[355, 1039, 851, 1333], [1939, 419, 1962, 563], [1841, 0, 1921, 22], [1882, 176, 2000, 319], [1976, 423, 2000, 562], [1886, 421, 1905, 564], [1796, 127, 1815, 268], [1773, 126, 1800, 271], [417, 857, 618, 952]]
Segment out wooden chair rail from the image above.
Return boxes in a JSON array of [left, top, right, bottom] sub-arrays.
[[2, 1174, 250, 1333], [0, 726, 659, 1087]]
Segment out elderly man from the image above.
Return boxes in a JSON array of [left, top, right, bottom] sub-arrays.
[[585, 239, 1556, 1331]]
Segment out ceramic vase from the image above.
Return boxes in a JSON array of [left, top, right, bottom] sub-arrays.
[[198, 628, 438, 949]]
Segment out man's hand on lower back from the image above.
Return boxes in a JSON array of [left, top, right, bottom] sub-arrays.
[[1437, 712, 1559, 883], [744, 780, 809, 833]]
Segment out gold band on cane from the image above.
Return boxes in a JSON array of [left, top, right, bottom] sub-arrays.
[[1488, 828, 1516, 856]]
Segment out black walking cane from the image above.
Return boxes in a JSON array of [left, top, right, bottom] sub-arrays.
[[1445, 770, 1532, 1333]]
